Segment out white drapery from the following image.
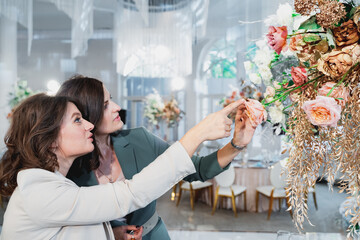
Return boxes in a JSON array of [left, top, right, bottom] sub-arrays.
[[49, 0, 94, 58], [0, 0, 33, 56], [114, 0, 208, 78]]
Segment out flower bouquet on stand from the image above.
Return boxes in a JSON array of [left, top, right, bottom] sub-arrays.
[[163, 97, 185, 128], [162, 97, 185, 143], [144, 90, 184, 142], [144, 89, 165, 130], [245, 1, 360, 237], [7, 80, 35, 119]]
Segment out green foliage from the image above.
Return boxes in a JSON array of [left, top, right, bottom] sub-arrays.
[[298, 16, 321, 30]]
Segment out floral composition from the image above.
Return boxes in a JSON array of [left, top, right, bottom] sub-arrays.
[[7, 80, 34, 119], [245, 1, 360, 236], [163, 98, 184, 128], [144, 89, 165, 126], [144, 89, 184, 128]]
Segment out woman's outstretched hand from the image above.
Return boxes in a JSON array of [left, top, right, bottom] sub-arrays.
[[232, 104, 257, 148], [179, 99, 245, 157], [195, 99, 246, 141]]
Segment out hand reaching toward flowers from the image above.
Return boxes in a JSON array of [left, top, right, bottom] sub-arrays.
[[232, 103, 257, 148], [179, 99, 246, 158], [216, 99, 265, 168]]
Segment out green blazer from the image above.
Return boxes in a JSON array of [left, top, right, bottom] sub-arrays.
[[67, 127, 228, 240]]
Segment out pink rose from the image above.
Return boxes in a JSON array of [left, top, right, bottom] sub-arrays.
[[291, 67, 308, 87], [266, 26, 288, 55], [244, 99, 267, 127], [302, 96, 342, 127], [318, 82, 349, 106]]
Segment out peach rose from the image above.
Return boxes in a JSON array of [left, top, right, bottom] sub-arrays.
[[318, 82, 349, 106], [289, 34, 304, 52], [291, 67, 307, 87], [266, 26, 288, 55], [302, 96, 342, 127], [244, 99, 267, 127], [342, 43, 360, 64], [317, 50, 353, 77]]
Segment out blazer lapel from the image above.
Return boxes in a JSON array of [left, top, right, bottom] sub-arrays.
[[112, 135, 138, 179]]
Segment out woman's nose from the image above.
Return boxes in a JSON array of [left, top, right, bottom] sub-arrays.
[[111, 101, 121, 112], [84, 119, 94, 131]]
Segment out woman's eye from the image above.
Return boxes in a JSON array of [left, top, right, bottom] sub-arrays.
[[74, 117, 82, 123], [104, 103, 109, 109]]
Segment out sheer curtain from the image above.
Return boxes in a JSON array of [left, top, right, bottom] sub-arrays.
[[49, 0, 94, 58], [0, 0, 32, 55], [114, 0, 206, 78], [0, 16, 18, 151]]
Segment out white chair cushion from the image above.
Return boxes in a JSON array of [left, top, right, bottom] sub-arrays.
[[181, 181, 212, 190], [256, 185, 286, 198], [218, 185, 246, 196]]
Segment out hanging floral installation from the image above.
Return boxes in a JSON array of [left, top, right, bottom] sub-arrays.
[[144, 89, 184, 128], [7, 80, 35, 119], [244, 0, 360, 237]]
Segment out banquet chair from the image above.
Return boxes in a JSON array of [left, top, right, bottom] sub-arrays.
[[211, 165, 247, 217], [176, 180, 213, 210], [171, 144, 206, 202], [255, 161, 292, 220], [306, 185, 318, 210]]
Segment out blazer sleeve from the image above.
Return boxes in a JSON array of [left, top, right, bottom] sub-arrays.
[[141, 127, 229, 182], [17, 142, 195, 227]]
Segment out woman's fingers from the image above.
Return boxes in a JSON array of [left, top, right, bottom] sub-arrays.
[[221, 99, 245, 116]]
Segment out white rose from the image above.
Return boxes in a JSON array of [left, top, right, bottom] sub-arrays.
[[264, 14, 277, 27], [276, 3, 293, 27], [259, 66, 273, 82], [249, 73, 262, 85], [282, 49, 295, 57], [243, 61, 253, 73], [254, 48, 273, 67], [268, 105, 285, 124], [255, 40, 267, 49]]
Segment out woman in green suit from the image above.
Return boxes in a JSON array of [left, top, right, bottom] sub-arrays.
[[57, 75, 256, 240]]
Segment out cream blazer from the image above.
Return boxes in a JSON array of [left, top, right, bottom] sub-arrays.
[[0, 142, 195, 240]]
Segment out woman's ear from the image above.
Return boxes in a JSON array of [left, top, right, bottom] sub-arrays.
[[50, 141, 58, 151]]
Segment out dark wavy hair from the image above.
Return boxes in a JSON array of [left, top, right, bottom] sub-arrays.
[[56, 75, 104, 173], [0, 93, 80, 196]]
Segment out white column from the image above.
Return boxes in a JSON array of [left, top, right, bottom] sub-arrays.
[[0, 15, 17, 152]]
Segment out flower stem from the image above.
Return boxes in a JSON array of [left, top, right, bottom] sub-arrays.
[[326, 62, 359, 96], [264, 74, 324, 106]]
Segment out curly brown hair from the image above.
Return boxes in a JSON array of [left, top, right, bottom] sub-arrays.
[[0, 93, 80, 196]]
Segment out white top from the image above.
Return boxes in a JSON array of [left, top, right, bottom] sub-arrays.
[[1, 142, 195, 240]]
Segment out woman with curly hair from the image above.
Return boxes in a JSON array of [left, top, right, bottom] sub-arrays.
[[0, 93, 246, 240]]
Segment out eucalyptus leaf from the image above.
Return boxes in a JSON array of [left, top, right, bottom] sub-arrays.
[[303, 35, 321, 43], [298, 15, 321, 30]]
